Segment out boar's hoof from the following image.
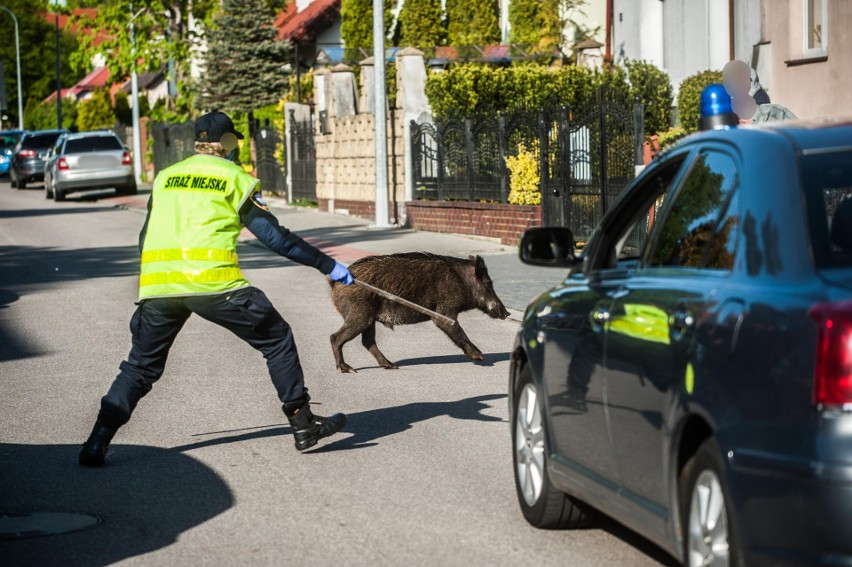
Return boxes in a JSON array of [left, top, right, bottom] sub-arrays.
[[382, 362, 400, 370], [466, 350, 485, 361], [337, 364, 358, 374]]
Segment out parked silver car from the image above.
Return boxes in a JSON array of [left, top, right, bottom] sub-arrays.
[[44, 130, 137, 201]]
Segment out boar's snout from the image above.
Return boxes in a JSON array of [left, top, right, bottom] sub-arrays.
[[487, 300, 510, 320]]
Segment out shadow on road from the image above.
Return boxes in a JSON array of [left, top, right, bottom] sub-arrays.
[[0, 443, 233, 566], [392, 351, 511, 368], [0, 289, 42, 362], [170, 393, 507, 456]]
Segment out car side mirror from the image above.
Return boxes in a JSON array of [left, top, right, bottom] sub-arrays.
[[519, 227, 579, 267]]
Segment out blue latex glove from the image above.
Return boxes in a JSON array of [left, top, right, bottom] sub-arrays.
[[329, 261, 354, 285]]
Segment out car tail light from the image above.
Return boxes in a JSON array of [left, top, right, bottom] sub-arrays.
[[809, 301, 852, 409], [18, 149, 36, 158], [57, 157, 69, 171], [121, 151, 131, 166]]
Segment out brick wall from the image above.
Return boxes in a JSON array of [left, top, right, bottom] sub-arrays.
[[405, 201, 542, 246]]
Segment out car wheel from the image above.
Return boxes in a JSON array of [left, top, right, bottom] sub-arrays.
[[45, 180, 53, 199], [681, 439, 742, 567], [512, 364, 589, 529], [10, 172, 17, 188], [53, 188, 65, 202], [18, 177, 26, 189]]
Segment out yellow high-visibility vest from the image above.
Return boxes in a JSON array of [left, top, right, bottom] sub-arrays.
[[139, 154, 257, 300]]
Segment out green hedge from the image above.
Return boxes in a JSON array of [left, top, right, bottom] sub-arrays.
[[425, 63, 629, 118], [625, 59, 673, 136]]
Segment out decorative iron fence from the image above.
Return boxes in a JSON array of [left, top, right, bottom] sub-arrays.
[[288, 109, 317, 203], [411, 86, 644, 240], [254, 119, 286, 195]]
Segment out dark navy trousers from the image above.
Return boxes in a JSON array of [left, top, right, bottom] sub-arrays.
[[101, 286, 308, 422]]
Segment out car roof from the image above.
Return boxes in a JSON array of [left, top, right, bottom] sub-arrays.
[[662, 119, 852, 158], [61, 130, 120, 140], [23, 129, 67, 137]]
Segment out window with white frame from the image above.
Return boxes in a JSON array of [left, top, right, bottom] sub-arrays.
[[804, 0, 827, 57]]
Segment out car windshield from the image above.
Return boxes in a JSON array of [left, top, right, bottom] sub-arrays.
[[65, 136, 123, 154], [0, 136, 18, 150], [804, 149, 852, 268], [22, 133, 62, 150]]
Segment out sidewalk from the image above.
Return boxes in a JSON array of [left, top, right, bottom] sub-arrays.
[[110, 189, 567, 318]]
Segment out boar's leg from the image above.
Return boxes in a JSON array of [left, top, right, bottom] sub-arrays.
[[362, 322, 398, 369], [331, 321, 372, 374], [434, 318, 485, 361]]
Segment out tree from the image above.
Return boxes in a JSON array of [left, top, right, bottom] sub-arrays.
[[398, 0, 444, 48], [77, 88, 116, 131], [446, 0, 499, 46], [199, 0, 291, 113], [340, 0, 394, 49], [69, 0, 218, 120], [0, 1, 81, 128], [509, 0, 561, 53]]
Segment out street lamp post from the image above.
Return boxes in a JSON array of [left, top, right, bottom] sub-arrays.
[[54, 1, 62, 128], [0, 5, 24, 130], [129, 1, 143, 185]]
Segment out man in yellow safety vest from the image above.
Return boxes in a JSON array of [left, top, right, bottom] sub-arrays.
[[79, 111, 354, 466]]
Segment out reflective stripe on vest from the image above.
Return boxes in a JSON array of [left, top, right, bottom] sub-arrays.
[[140, 266, 244, 288], [141, 248, 239, 265]]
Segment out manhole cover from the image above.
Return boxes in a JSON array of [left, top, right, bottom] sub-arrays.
[[0, 512, 101, 540]]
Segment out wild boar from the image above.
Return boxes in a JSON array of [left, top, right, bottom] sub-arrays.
[[329, 252, 509, 373]]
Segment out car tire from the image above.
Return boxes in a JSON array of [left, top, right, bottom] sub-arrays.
[[10, 172, 17, 188], [680, 438, 742, 567], [512, 364, 589, 529], [45, 180, 53, 199], [53, 188, 65, 202], [17, 177, 26, 189]]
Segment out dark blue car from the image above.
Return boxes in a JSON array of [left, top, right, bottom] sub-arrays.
[[511, 120, 852, 566]]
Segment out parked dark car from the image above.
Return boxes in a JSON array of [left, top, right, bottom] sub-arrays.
[[510, 120, 852, 566], [10, 129, 67, 188], [44, 130, 136, 201], [0, 129, 27, 176]]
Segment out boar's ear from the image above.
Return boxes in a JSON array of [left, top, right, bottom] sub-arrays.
[[472, 255, 487, 278]]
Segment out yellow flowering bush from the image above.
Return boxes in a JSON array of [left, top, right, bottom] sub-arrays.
[[505, 143, 541, 205]]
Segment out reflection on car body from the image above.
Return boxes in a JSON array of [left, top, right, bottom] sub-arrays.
[[511, 119, 852, 566]]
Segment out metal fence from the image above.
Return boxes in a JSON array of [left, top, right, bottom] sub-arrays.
[[288, 109, 317, 203], [411, 86, 644, 239]]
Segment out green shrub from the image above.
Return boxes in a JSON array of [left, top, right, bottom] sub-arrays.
[[625, 59, 673, 136], [677, 69, 722, 133], [77, 89, 115, 131], [341, 0, 394, 49], [509, 0, 560, 53], [656, 126, 688, 149]]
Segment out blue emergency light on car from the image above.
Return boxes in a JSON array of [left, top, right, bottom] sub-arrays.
[[698, 84, 739, 131]]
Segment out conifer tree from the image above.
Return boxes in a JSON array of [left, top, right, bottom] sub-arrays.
[[509, 0, 561, 52], [200, 0, 291, 113], [446, 0, 499, 46], [341, 0, 394, 49], [398, 0, 444, 48]]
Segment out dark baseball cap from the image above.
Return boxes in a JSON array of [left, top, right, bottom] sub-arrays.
[[194, 111, 245, 143]]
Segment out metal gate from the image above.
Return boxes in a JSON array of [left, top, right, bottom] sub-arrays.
[[288, 109, 316, 203], [410, 86, 643, 241], [541, 87, 643, 241], [150, 120, 196, 176], [254, 121, 286, 195]]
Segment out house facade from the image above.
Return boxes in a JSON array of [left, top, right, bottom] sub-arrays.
[[609, 0, 850, 119]]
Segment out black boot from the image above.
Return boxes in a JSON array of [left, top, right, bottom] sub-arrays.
[[284, 401, 346, 451], [79, 420, 119, 466]]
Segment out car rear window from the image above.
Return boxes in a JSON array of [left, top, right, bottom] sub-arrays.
[[804, 149, 852, 268], [64, 136, 124, 154], [22, 133, 62, 149]]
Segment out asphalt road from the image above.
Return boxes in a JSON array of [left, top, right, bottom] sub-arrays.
[[0, 180, 675, 566]]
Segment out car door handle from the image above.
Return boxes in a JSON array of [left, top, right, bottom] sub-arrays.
[[669, 309, 695, 337], [590, 306, 610, 331]]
